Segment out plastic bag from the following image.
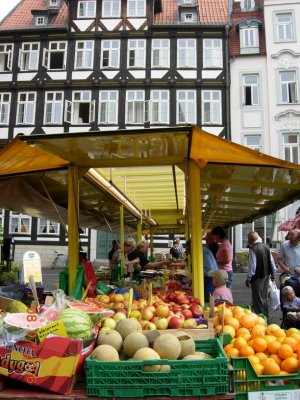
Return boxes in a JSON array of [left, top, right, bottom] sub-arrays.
[[270, 281, 281, 310]]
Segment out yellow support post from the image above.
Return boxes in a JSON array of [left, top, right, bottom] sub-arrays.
[[120, 204, 125, 278], [68, 166, 79, 294], [188, 160, 204, 304], [137, 220, 142, 242], [149, 227, 154, 260]]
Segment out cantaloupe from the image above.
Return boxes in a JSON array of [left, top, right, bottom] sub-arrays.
[[123, 332, 149, 357], [97, 329, 123, 352], [91, 344, 119, 361], [153, 334, 181, 360], [57, 308, 93, 339], [115, 318, 142, 339], [171, 330, 195, 359], [133, 347, 161, 372]]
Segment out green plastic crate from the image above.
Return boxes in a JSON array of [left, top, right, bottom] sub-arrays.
[[85, 338, 229, 398], [232, 356, 300, 400]]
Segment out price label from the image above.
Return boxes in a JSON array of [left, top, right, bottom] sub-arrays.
[[37, 321, 68, 342], [248, 390, 300, 400]]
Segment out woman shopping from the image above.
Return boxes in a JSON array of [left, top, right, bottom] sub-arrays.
[[211, 226, 233, 289]]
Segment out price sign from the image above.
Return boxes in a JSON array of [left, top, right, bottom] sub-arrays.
[[248, 390, 300, 400]]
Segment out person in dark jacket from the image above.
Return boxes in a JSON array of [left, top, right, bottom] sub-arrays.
[[245, 231, 276, 320]]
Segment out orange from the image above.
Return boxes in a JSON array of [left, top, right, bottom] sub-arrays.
[[255, 352, 268, 361], [211, 316, 219, 327], [273, 328, 286, 340], [289, 333, 300, 344], [224, 343, 234, 353], [225, 347, 239, 361], [281, 357, 299, 373], [225, 316, 240, 331], [264, 335, 277, 344], [261, 358, 281, 375], [286, 327, 299, 337], [248, 355, 260, 364], [251, 362, 264, 375], [251, 325, 266, 338], [239, 313, 257, 329], [268, 340, 281, 355], [223, 324, 236, 339], [252, 337, 268, 353], [269, 354, 282, 366], [218, 307, 233, 323], [233, 336, 248, 351], [282, 337, 298, 351], [232, 306, 246, 319], [256, 315, 266, 326], [236, 327, 251, 338], [278, 344, 294, 360], [266, 323, 281, 335], [239, 345, 255, 357]]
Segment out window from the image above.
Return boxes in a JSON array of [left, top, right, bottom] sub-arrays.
[[49, 0, 60, 6], [0, 93, 11, 125], [78, 1, 96, 18], [38, 220, 59, 234], [65, 91, 95, 124], [151, 39, 170, 68], [44, 92, 64, 124], [240, 27, 259, 53], [242, 74, 259, 106], [126, 90, 145, 124], [102, 0, 120, 17], [9, 212, 31, 234], [203, 39, 222, 68], [17, 92, 36, 124], [0, 44, 13, 72], [244, 135, 261, 151], [36, 16, 47, 26], [276, 12, 294, 41], [184, 13, 193, 22], [99, 91, 118, 124], [43, 42, 67, 70], [176, 90, 196, 124], [241, 0, 254, 11], [148, 90, 169, 124], [128, 40, 146, 68], [127, 0, 146, 17], [202, 90, 222, 124], [100, 40, 120, 68], [0, 209, 4, 228], [75, 41, 94, 69], [283, 133, 299, 163], [177, 39, 196, 68], [279, 71, 297, 104], [18, 42, 39, 71]]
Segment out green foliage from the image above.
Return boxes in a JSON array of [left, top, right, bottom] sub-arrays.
[[241, 251, 249, 265]]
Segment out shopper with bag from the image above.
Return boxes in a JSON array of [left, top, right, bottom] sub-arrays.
[[245, 231, 276, 321]]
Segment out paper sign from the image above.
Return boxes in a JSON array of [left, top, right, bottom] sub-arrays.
[[23, 259, 42, 284], [148, 282, 153, 305], [248, 390, 300, 400], [127, 288, 133, 317], [37, 321, 68, 342]]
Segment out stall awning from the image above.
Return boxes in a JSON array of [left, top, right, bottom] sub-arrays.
[[0, 126, 300, 232]]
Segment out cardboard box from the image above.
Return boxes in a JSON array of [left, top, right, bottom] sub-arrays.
[[0, 335, 95, 394]]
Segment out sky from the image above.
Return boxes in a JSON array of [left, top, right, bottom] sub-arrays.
[[0, 1, 21, 21]]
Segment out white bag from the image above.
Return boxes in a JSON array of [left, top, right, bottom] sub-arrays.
[[270, 281, 281, 310]]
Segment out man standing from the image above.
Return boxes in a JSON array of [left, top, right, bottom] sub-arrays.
[[277, 229, 300, 278], [245, 231, 276, 319]]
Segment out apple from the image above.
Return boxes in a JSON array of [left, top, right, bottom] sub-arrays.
[[102, 317, 116, 330], [168, 316, 184, 329], [183, 318, 197, 328], [114, 312, 127, 321], [138, 299, 148, 310], [146, 305, 156, 313], [144, 322, 157, 330], [112, 301, 125, 311], [129, 310, 142, 320], [182, 309, 193, 319], [151, 316, 159, 324], [155, 317, 169, 330], [123, 292, 130, 301], [190, 307, 202, 319], [113, 293, 124, 302], [116, 308, 127, 314], [168, 293, 176, 301], [141, 308, 154, 321], [181, 304, 190, 310], [97, 294, 110, 304], [156, 304, 170, 318]]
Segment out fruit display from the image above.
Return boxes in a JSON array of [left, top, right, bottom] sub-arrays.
[[214, 306, 300, 376]]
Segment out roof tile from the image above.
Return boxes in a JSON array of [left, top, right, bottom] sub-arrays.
[[0, 0, 68, 31]]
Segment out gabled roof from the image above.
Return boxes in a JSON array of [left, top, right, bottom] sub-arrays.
[[0, 0, 68, 31], [153, 0, 229, 26]]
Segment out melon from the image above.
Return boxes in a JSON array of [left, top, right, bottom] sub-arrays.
[[133, 347, 161, 372], [123, 332, 149, 357], [6, 300, 28, 313], [171, 331, 195, 359], [115, 318, 142, 339], [97, 329, 123, 352], [153, 334, 181, 360], [57, 308, 93, 339], [91, 344, 119, 361]]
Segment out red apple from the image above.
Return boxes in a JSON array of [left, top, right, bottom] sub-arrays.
[[190, 307, 202, 319], [168, 316, 184, 329], [168, 293, 176, 301], [182, 309, 193, 319], [181, 304, 190, 310], [151, 316, 159, 324]]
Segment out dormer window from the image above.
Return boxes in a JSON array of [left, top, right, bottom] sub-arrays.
[[241, 0, 255, 11], [36, 16, 47, 26], [178, 0, 198, 23], [48, 0, 60, 7]]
